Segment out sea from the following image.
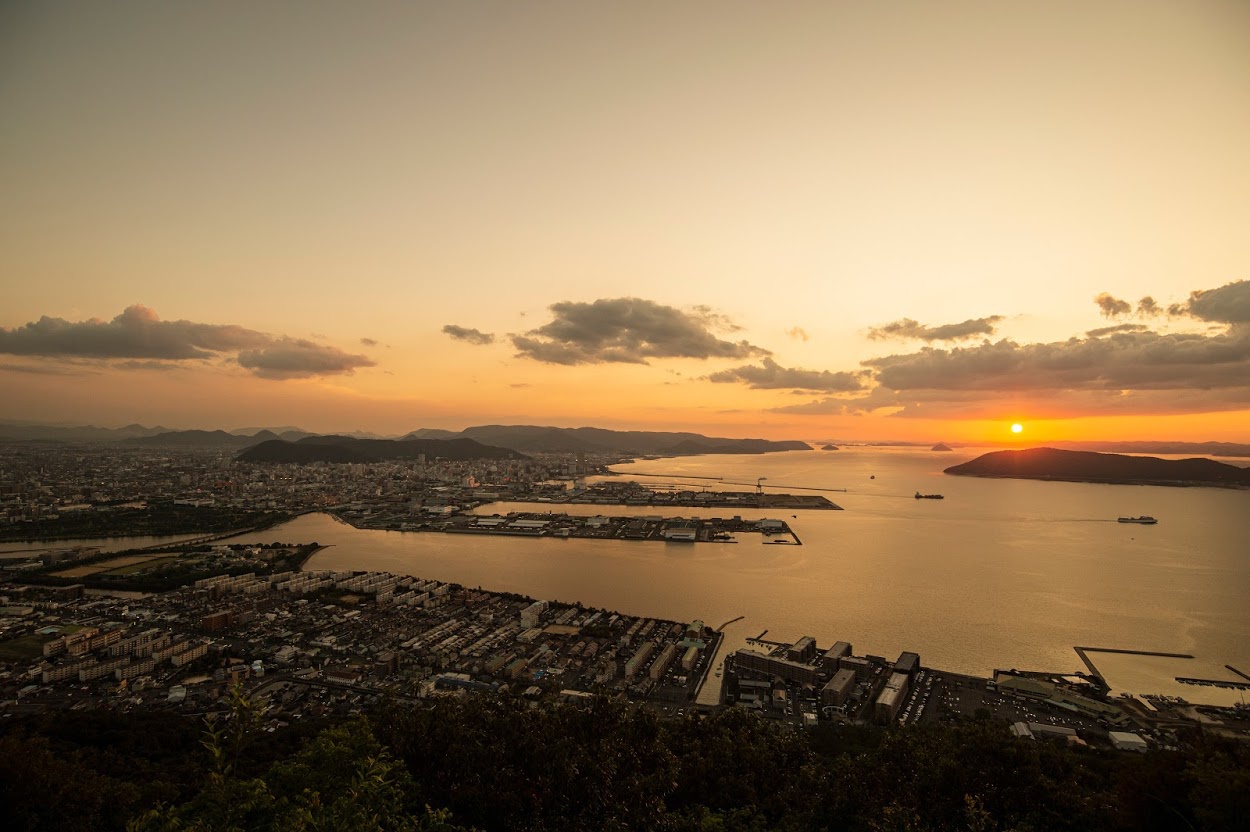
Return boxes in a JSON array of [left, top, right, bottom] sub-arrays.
[[7, 447, 1248, 704]]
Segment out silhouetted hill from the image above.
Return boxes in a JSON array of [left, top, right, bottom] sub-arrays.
[[237, 435, 526, 463], [403, 428, 461, 440], [1045, 440, 1250, 458], [403, 424, 811, 455], [0, 422, 170, 443], [945, 447, 1250, 487], [932, 443, 953, 451], [125, 429, 279, 448]]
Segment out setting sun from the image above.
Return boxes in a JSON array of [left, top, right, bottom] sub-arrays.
[[1011, 423, 1024, 434]]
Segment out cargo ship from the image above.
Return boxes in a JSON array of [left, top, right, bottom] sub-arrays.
[[914, 492, 944, 500], [1118, 515, 1157, 524]]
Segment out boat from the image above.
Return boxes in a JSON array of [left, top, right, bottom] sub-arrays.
[[1118, 516, 1157, 524], [914, 492, 944, 500]]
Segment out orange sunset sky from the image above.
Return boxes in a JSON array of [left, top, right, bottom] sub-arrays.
[[2, 1, 1249, 444]]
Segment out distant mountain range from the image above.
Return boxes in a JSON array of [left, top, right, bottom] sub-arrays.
[[237, 435, 526, 464], [403, 425, 811, 455], [0, 421, 172, 443], [945, 447, 1250, 488]]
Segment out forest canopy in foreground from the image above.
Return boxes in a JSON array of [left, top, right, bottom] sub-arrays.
[[1, 692, 1248, 832]]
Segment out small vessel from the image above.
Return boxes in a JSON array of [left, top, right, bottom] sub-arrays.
[[914, 492, 944, 500], [1118, 516, 1157, 524]]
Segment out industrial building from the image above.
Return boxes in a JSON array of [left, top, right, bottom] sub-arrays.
[[1108, 731, 1148, 752], [894, 651, 920, 676], [874, 672, 910, 723], [818, 641, 852, 672], [839, 655, 875, 681], [734, 648, 820, 686], [787, 636, 816, 663], [650, 643, 678, 680], [820, 667, 856, 706], [993, 671, 1129, 726], [625, 642, 655, 679]]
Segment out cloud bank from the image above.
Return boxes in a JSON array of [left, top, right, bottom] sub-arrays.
[[775, 279, 1250, 419], [707, 358, 865, 392], [512, 298, 770, 365], [0, 305, 373, 380]]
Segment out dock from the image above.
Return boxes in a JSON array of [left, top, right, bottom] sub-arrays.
[[1073, 646, 1195, 686], [1176, 677, 1250, 691]]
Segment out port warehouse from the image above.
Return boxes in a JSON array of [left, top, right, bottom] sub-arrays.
[[730, 639, 925, 723], [729, 639, 1129, 730]]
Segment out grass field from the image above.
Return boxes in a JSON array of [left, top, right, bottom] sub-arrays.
[[103, 556, 179, 575], [0, 633, 52, 661], [52, 554, 165, 578]]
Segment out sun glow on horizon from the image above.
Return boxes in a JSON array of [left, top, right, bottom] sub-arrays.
[[1011, 423, 1024, 434]]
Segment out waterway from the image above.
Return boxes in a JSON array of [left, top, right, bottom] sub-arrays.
[[211, 448, 1250, 706], [0, 532, 205, 559]]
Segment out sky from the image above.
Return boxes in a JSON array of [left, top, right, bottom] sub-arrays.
[[2, 1, 1249, 443]]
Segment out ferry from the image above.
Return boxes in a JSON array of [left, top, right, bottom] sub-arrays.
[[914, 492, 944, 500], [1118, 516, 1158, 524]]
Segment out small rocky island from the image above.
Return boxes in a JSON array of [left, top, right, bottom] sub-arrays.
[[944, 447, 1250, 488], [931, 443, 953, 452], [822, 444, 839, 451]]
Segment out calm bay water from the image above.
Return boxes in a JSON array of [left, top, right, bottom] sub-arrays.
[[213, 448, 1248, 704]]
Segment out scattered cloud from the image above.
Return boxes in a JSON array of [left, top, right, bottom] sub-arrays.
[[785, 326, 809, 342], [1137, 296, 1161, 317], [1085, 323, 1148, 337], [866, 315, 1004, 342], [770, 397, 867, 416], [512, 298, 770, 365], [237, 338, 375, 380], [1094, 293, 1132, 317], [0, 305, 372, 380], [706, 357, 866, 392], [360, 337, 378, 347], [1172, 279, 1250, 324], [442, 325, 495, 345]]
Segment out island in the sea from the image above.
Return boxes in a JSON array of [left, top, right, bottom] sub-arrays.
[[931, 443, 953, 452], [944, 447, 1250, 488]]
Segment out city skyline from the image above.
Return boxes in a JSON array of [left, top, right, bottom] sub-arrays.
[[3, 1, 1249, 443]]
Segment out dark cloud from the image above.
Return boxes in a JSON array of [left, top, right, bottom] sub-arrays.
[[706, 358, 866, 392], [866, 316, 1004, 342], [1094, 293, 1132, 317], [865, 329, 1250, 395], [1175, 279, 1250, 324], [442, 325, 495, 345], [770, 398, 866, 416], [360, 337, 378, 347], [1085, 323, 1148, 337], [237, 338, 375, 380], [0, 304, 270, 359], [785, 327, 809, 342], [512, 298, 770, 365], [0, 306, 373, 380], [781, 279, 1250, 420]]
